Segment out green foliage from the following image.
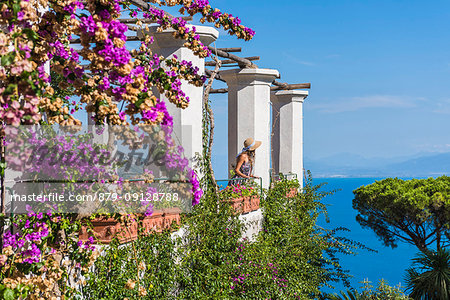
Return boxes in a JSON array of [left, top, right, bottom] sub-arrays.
[[174, 189, 244, 298], [260, 174, 370, 298], [0, 283, 30, 300], [82, 225, 177, 299], [328, 288, 362, 300], [353, 176, 450, 252], [327, 279, 411, 300], [174, 174, 361, 299], [1, 52, 15, 67], [79, 174, 366, 299], [50, 71, 75, 99], [405, 248, 450, 300], [79, 92, 368, 298]]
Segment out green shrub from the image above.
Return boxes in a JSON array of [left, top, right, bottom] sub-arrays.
[[82, 224, 177, 299], [327, 279, 411, 300], [81, 173, 366, 299]]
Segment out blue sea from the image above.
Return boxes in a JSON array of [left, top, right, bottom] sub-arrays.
[[313, 177, 417, 293]]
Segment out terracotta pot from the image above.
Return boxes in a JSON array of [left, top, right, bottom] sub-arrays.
[[150, 209, 164, 218], [142, 210, 164, 233], [79, 207, 183, 243], [242, 196, 252, 213], [163, 207, 182, 215], [163, 207, 182, 229], [225, 197, 243, 213], [286, 187, 298, 198], [79, 217, 122, 244], [118, 221, 139, 243], [250, 195, 260, 211], [291, 187, 298, 197]]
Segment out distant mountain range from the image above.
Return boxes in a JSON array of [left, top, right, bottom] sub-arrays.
[[304, 152, 450, 178]]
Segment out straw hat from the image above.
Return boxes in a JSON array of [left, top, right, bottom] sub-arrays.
[[243, 138, 261, 151]]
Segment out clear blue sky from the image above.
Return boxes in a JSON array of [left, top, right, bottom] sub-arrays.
[[195, 0, 450, 178]]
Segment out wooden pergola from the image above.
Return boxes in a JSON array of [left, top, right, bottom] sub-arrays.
[[69, 1, 310, 189], [71, 0, 311, 94]]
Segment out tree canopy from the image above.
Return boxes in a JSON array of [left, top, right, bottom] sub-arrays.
[[352, 176, 450, 252]]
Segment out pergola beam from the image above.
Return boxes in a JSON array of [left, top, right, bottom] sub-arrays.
[[205, 69, 225, 82], [271, 82, 311, 90], [210, 82, 311, 94], [210, 88, 228, 94], [127, 24, 139, 31], [207, 46, 256, 68], [216, 47, 241, 52], [272, 81, 311, 90], [205, 56, 259, 66], [118, 16, 193, 24], [70, 35, 140, 44], [127, 0, 175, 18]]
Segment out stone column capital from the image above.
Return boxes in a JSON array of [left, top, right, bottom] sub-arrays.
[[271, 90, 308, 104], [137, 24, 219, 48], [220, 68, 280, 86]]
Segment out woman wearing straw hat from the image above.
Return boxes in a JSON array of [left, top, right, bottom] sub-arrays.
[[229, 138, 261, 186]]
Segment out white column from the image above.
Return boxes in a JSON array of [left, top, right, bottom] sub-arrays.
[[138, 25, 219, 163], [220, 68, 280, 188], [270, 90, 308, 187]]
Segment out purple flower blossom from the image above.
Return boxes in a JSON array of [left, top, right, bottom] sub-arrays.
[[64, 1, 84, 13], [17, 11, 24, 21], [79, 16, 97, 36], [142, 109, 158, 122], [99, 9, 111, 20], [22, 243, 41, 264]]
